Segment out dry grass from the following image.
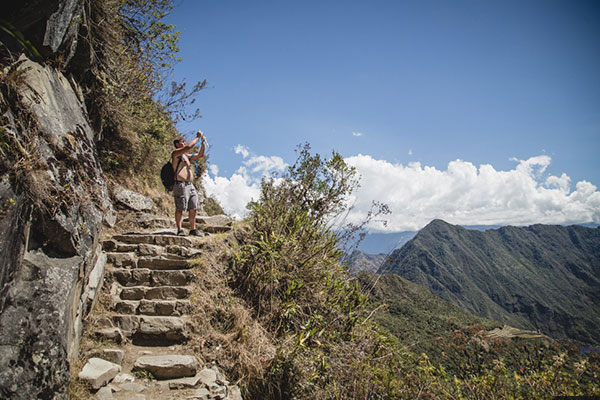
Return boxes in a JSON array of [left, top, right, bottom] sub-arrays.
[[187, 227, 276, 389], [68, 281, 117, 399]]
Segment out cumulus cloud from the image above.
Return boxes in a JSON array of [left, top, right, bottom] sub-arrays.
[[203, 172, 260, 219], [203, 145, 287, 219], [244, 154, 286, 174], [352, 131, 363, 137], [234, 144, 249, 158], [344, 155, 600, 231], [204, 149, 600, 230]]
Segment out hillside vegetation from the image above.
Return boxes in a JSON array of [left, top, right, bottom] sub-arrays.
[[357, 272, 500, 354], [222, 147, 600, 398], [381, 219, 600, 344]]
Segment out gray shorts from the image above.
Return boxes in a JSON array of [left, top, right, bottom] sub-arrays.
[[173, 181, 199, 211]]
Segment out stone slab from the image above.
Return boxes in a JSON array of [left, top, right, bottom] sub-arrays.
[[113, 234, 198, 247], [134, 355, 198, 379], [78, 357, 121, 389], [137, 256, 191, 270], [106, 252, 137, 268]]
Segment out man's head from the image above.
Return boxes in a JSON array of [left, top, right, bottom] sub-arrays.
[[173, 137, 185, 148]]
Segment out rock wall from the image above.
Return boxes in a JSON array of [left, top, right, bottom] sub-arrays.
[[0, 53, 112, 398]]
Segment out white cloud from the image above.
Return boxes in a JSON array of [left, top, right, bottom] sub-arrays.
[[234, 144, 249, 158], [344, 154, 600, 232], [202, 172, 260, 220], [203, 149, 600, 230], [243, 155, 286, 175], [408, 149, 413, 156], [352, 131, 363, 137], [208, 164, 219, 176], [203, 145, 286, 219]]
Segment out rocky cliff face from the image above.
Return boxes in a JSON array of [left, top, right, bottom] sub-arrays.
[[0, 1, 114, 398]]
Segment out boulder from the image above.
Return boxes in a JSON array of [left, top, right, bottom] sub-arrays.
[[78, 357, 121, 389], [112, 185, 153, 212]]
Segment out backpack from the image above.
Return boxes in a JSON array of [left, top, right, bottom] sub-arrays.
[[160, 158, 182, 191]]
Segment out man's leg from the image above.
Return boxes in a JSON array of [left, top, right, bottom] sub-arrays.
[[188, 185, 199, 232], [189, 208, 197, 230], [175, 210, 184, 231]]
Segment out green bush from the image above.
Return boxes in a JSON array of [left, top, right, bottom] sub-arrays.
[[230, 145, 397, 398]]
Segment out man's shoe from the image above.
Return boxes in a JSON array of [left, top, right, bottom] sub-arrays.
[[177, 229, 186, 236], [189, 229, 201, 237]]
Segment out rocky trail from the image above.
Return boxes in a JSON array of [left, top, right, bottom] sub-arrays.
[[76, 214, 242, 400]]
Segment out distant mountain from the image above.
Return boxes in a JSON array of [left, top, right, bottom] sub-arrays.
[[380, 220, 600, 344], [343, 250, 387, 274], [357, 231, 417, 254]]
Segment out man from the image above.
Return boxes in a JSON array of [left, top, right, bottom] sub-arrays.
[[171, 129, 206, 236]]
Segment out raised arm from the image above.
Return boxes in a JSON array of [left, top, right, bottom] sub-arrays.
[[189, 131, 207, 161]]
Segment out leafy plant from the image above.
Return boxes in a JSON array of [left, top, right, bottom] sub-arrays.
[[0, 19, 42, 61], [230, 145, 396, 398]]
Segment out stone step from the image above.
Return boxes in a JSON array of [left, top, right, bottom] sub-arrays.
[[106, 252, 137, 268], [103, 241, 138, 253], [182, 214, 233, 232], [112, 268, 194, 287], [113, 299, 192, 316], [111, 315, 188, 344], [133, 354, 198, 380], [119, 286, 191, 301], [201, 225, 232, 234], [188, 214, 232, 227], [112, 233, 201, 247], [103, 240, 203, 258], [182, 222, 232, 233], [106, 253, 193, 270], [166, 244, 202, 257], [138, 255, 192, 270]]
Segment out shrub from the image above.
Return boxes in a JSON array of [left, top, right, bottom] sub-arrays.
[[230, 144, 397, 398]]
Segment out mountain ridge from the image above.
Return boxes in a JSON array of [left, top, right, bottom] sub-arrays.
[[380, 219, 600, 344]]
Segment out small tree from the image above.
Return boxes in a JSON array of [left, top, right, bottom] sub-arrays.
[[231, 144, 393, 399]]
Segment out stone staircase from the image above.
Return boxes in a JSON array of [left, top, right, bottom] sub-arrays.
[[104, 233, 197, 347], [78, 215, 241, 400]]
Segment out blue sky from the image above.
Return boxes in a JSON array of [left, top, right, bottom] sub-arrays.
[[167, 0, 600, 231]]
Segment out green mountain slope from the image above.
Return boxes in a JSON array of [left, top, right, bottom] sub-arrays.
[[379, 220, 600, 344], [357, 272, 559, 377], [357, 272, 500, 349]]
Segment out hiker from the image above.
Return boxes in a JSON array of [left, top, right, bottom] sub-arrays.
[[171, 129, 206, 236]]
